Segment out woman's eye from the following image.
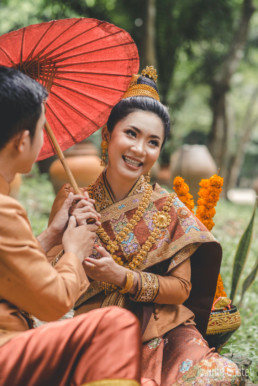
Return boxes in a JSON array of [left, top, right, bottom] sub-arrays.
[[126, 129, 136, 137], [149, 139, 159, 147]]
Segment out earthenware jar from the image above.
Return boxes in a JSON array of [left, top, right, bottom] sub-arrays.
[[49, 141, 103, 193], [170, 145, 217, 201]]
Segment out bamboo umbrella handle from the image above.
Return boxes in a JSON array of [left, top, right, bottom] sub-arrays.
[[45, 120, 95, 223], [45, 120, 81, 194]]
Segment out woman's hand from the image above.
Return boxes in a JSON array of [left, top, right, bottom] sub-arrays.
[[84, 246, 127, 287], [71, 196, 101, 226]]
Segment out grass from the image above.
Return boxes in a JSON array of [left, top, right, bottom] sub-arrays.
[[18, 165, 258, 382], [212, 200, 258, 383]]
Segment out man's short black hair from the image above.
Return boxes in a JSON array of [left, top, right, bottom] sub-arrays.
[[0, 66, 48, 150]]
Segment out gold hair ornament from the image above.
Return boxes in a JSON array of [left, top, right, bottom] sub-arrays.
[[122, 65, 160, 101], [141, 65, 158, 82]]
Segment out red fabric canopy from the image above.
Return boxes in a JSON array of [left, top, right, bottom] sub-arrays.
[[0, 18, 139, 160]]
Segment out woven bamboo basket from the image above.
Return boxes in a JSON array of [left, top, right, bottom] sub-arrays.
[[206, 305, 241, 351]]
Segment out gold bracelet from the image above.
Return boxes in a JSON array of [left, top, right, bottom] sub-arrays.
[[119, 271, 135, 294]]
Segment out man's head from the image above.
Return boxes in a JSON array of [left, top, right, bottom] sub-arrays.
[[0, 66, 48, 150]]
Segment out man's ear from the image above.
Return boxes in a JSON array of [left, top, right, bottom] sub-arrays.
[[13, 130, 30, 153]]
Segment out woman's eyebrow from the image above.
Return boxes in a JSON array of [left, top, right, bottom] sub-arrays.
[[150, 134, 161, 140], [128, 125, 140, 132], [129, 126, 161, 140]]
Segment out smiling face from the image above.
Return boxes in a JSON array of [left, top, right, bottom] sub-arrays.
[[106, 110, 164, 187]]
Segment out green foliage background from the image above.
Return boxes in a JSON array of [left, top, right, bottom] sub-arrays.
[[1, 0, 258, 176]]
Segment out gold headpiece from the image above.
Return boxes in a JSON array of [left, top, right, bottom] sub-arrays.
[[122, 65, 160, 101], [141, 65, 158, 82]]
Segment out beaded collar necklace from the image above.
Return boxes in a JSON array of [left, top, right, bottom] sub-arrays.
[[87, 172, 174, 272]]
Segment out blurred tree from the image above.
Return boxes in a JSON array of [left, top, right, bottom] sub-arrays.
[[207, 0, 255, 174], [225, 87, 258, 192], [141, 0, 157, 68], [1, 0, 257, 187]]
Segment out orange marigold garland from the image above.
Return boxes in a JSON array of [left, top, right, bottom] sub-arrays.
[[173, 174, 227, 301], [196, 175, 223, 231], [173, 176, 194, 212]]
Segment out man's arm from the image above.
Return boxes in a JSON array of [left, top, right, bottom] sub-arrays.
[[0, 198, 91, 321]]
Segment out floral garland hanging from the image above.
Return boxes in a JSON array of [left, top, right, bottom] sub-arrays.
[[173, 174, 227, 301], [173, 176, 195, 212]]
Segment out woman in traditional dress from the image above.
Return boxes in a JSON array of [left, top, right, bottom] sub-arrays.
[[49, 66, 240, 385]]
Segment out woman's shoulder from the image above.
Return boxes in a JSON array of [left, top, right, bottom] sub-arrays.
[[152, 182, 176, 201]]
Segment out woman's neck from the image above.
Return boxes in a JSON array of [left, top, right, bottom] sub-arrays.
[[105, 168, 137, 202]]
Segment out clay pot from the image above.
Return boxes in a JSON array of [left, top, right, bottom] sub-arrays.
[[170, 145, 217, 202], [9, 173, 22, 199], [37, 140, 98, 174], [64, 141, 99, 158], [156, 165, 173, 188], [49, 155, 104, 193], [37, 155, 57, 174]]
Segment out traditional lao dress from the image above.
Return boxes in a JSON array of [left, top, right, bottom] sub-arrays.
[[49, 172, 240, 385]]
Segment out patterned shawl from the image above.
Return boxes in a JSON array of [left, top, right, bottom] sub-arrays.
[[75, 172, 222, 335]]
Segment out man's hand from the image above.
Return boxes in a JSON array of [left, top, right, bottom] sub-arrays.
[[38, 192, 100, 253], [50, 192, 100, 244], [71, 196, 101, 227], [63, 216, 98, 262], [37, 192, 75, 252]]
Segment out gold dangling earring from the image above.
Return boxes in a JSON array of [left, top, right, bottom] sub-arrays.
[[101, 125, 109, 166], [101, 140, 108, 166], [144, 171, 151, 184]]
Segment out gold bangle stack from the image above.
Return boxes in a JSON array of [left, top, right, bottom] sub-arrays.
[[119, 271, 135, 294]]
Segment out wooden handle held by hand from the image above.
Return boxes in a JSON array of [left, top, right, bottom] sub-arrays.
[[45, 120, 96, 224]]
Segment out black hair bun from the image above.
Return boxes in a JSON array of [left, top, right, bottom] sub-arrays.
[[137, 75, 158, 92]]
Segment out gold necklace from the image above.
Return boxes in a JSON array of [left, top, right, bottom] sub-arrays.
[[88, 181, 174, 271], [102, 192, 174, 293], [97, 184, 152, 252]]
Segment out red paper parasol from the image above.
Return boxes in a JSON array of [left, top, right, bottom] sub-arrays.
[[0, 18, 139, 192]]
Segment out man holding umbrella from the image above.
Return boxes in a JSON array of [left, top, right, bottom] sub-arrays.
[[0, 66, 141, 386]]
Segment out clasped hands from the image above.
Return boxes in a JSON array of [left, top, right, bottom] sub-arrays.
[[45, 190, 136, 292], [65, 194, 137, 292], [52, 190, 101, 236], [38, 191, 99, 258]]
